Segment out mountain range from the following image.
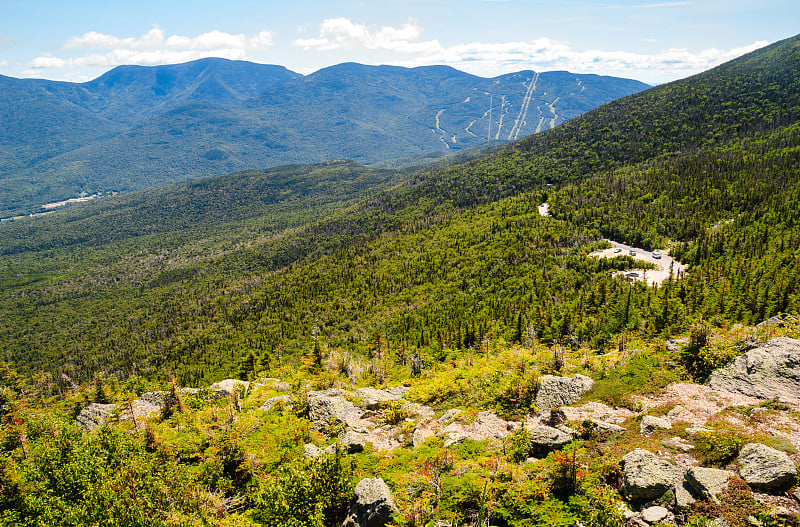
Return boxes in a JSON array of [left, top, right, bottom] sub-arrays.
[[0, 58, 648, 216]]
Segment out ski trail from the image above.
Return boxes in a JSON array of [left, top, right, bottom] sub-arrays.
[[546, 96, 560, 128], [534, 105, 546, 133], [465, 119, 478, 137], [434, 109, 452, 149], [508, 72, 539, 140], [495, 95, 507, 140], [577, 78, 585, 93]]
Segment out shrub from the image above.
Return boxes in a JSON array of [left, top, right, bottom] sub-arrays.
[[507, 426, 533, 463], [250, 447, 354, 527], [694, 430, 746, 467], [380, 400, 413, 426]]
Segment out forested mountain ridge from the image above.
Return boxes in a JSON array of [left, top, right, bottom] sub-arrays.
[[1, 35, 799, 387], [0, 60, 647, 216]]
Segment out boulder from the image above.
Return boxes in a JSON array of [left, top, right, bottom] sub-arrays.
[[620, 449, 676, 501], [209, 379, 250, 396], [685, 467, 733, 504], [75, 403, 117, 431], [437, 408, 463, 424], [737, 443, 797, 490], [708, 337, 800, 406], [259, 394, 292, 411], [129, 391, 165, 419], [528, 424, 574, 455], [412, 427, 435, 447], [674, 480, 697, 508], [685, 425, 713, 436], [536, 374, 594, 410], [443, 431, 468, 448], [355, 387, 409, 410], [339, 429, 367, 453], [640, 415, 672, 435], [342, 477, 398, 527], [304, 443, 321, 459], [474, 411, 519, 439], [590, 419, 626, 433], [642, 506, 669, 523], [308, 395, 364, 433]]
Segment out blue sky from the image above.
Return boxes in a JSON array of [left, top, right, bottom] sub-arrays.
[[0, 0, 797, 84]]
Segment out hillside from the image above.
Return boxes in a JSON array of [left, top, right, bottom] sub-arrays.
[[0, 61, 647, 216], [0, 35, 798, 387], [1, 30, 800, 527]]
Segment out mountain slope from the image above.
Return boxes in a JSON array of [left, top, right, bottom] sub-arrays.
[[1, 36, 798, 384], [0, 62, 647, 216]]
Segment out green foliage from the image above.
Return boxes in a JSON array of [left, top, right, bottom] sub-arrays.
[[507, 426, 533, 463], [568, 484, 626, 527], [249, 448, 354, 527], [380, 400, 413, 426], [694, 430, 747, 467]]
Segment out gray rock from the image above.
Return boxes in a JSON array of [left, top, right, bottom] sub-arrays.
[[308, 388, 353, 398], [355, 387, 409, 410], [642, 506, 669, 523], [412, 427, 434, 447], [259, 394, 292, 411], [620, 449, 676, 501], [75, 403, 117, 431], [128, 391, 165, 419], [442, 431, 468, 447], [685, 467, 733, 504], [708, 337, 800, 406], [437, 408, 463, 424], [528, 424, 574, 455], [524, 457, 539, 464], [209, 379, 250, 396], [686, 425, 713, 436], [308, 395, 364, 433], [342, 477, 398, 527], [793, 488, 800, 503], [757, 313, 797, 328], [304, 443, 321, 458], [591, 419, 626, 433], [675, 480, 697, 508], [475, 411, 519, 439], [709, 519, 731, 527], [339, 429, 367, 453], [738, 443, 797, 490], [662, 436, 694, 452], [536, 374, 594, 410], [640, 415, 672, 435]]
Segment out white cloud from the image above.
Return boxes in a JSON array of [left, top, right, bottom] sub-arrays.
[[296, 18, 769, 82], [31, 26, 274, 72], [0, 60, 8, 67], [294, 17, 440, 54]]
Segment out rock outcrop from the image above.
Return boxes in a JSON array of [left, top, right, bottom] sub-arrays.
[[620, 449, 676, 501], [209, 379, 250, 396], [355, 387, 409, 410], [535, 374, 594, 410], [308, 394, 364, 432], [737, 443, 797, 490], [528, 424, 574, 455], [259, 395, 291, 411], [708, 337, 800, 406], [640, 415, 672, 435], [341, 477, 398, 527], [685, 467, 733, 504], [75, 403, 117, 431]]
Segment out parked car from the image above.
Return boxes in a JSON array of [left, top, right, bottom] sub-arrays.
[[613, 248, 622, 253], [652, 251, 662, 259], [629, 249, 636, 256]]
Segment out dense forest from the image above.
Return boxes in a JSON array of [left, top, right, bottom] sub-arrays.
[[0, 35, 798, 386]]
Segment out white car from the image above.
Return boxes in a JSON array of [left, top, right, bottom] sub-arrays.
[[613, 248, 622, 253], [652, 251, 662, 259]]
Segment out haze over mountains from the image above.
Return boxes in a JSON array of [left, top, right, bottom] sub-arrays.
[[0, 58, 647, 216]]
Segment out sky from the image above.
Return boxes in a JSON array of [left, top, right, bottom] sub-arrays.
[[0, 0, 797, 85]]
